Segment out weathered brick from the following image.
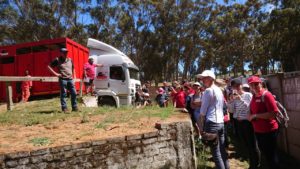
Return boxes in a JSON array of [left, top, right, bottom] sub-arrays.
[[107, 136, 125, 143], [18, 158, 30, 165], [6, 160, 18, 168], [158, 130, 167, 136], [158, 135, 172, 142], [69, 156, 88, 165], [133, 146, 142, 154], [93, 144, 111, 154], [155, 142, 168, 149], [52, 152, 64, 160], [30, 148, 49, 156], [72, 142, 91, 149], [36, 162, 47, 169], [6, 151, 30, 159], [126, 139, 142, 147], [108, 148, 123, 157], [63, 145, 72, 151], [154, 154, 169, 162], [126, 134, 143, 140], [82, 162, 93, 168], [142, 137, 158, 145], [146, 148, 160, 156], [58, 161, 68, 168], [167, 129, 177, 134], [159, 148, 170, 154], [49, 146, 62, 153], [92, 140, 107, 146], [75, 148, 93, 156], [143, 131, 158, 138], [64, 151, 75, 158], [42, 154, 53, 162], [30, 156, 43, 164]]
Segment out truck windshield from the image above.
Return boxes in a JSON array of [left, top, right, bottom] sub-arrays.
[[129, 68, 140, 80]]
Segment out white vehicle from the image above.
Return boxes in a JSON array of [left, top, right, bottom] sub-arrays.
[[87, 38, 141, 107]]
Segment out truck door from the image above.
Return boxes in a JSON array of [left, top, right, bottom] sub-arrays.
[[109, 66, 128, 95], [94, 65, 109, 89]]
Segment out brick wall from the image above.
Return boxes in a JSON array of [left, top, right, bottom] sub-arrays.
[[266, 73, 300, 161], [0, 120, 196, 169]]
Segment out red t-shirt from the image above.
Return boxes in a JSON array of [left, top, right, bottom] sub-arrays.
[[84, 63, 96, 79], [189, 88, 195, 95], [175, 91, 186, 108], [250, 90, 279, 133]]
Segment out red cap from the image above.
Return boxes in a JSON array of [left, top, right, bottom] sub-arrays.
[[247, 76, 262, 84], [183, 82, 190, 88]]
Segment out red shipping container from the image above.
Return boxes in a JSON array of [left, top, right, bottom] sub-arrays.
[[0, 38, 89, 102]]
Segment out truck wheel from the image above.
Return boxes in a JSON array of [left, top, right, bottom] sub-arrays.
[[98, 96, 116, 107]]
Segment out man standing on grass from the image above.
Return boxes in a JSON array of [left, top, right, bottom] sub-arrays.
[[48, 48, 78, 113]]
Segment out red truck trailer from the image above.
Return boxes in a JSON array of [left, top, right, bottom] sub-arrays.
[[0, 38, 89, 102]]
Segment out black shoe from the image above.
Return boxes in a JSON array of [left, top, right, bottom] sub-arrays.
[[62, 108, 70, 114], [72, 107, 79, 112]]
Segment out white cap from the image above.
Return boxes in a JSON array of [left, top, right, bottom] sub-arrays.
[[143, 93, 150, 97], [242, 84, 250, 88], [193, 82, 201, 86], [196, 70, 216, 80]]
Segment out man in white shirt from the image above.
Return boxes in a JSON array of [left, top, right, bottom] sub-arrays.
[[197, 70, 229, 169]]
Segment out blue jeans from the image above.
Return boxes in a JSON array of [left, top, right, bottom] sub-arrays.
[[204, 121, 230, 169], [59, 79, 77, 110]]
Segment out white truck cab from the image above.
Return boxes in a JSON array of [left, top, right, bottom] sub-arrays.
[[87, 38, 141, 107]]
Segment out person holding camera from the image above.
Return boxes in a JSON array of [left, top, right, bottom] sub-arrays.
[[197, 70, 229, 169], [231, 79, 261, 169]]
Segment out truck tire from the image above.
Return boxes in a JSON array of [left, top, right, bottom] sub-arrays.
[[98, 96, 116, 107]]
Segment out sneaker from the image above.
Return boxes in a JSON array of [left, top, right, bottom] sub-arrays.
[[72, 107, 79, 112]]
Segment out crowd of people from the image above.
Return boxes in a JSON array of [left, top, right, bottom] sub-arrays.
[[25, 47, 280, 168], [137, 70, 280, 169]]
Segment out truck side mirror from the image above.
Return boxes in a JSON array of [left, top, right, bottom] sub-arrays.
[[140, 72, 145, 79]]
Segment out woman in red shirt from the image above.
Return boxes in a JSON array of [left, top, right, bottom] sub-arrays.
[[248, 76, 280, 169], [174, 85, 186, 108]]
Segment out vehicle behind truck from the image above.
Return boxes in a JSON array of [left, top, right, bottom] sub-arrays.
[[87, 38, 141, 107]]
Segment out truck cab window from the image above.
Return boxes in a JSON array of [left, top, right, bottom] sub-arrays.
[[110, 66, 124, 80]]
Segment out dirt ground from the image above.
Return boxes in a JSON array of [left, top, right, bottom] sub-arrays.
[[0, 109, 188, 154]]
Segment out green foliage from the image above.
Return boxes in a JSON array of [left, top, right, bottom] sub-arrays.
[[29, 137, 51, 146], [1, 0, 299, 77]]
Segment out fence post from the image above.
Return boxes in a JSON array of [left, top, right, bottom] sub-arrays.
[[6, 82, 14, 111]]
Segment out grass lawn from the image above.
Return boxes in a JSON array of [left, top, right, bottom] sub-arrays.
[[0, 97, 175, 126]]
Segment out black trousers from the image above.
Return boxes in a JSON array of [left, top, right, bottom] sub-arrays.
[[255, 130, 280, 169], [237, 120, 261, 169]]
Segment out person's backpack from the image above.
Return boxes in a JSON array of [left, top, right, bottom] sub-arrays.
[[261, 91, 289, 128]]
